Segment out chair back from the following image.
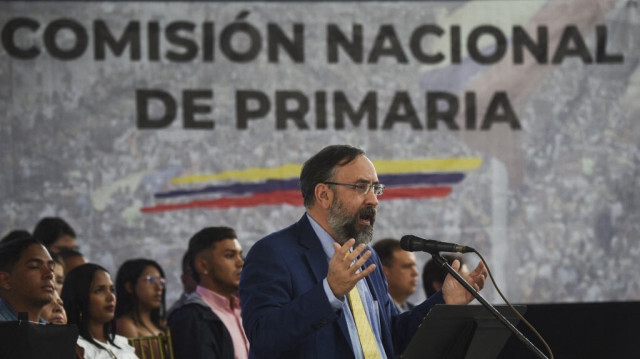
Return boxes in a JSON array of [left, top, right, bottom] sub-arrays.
[[127, 330, 174, 359]]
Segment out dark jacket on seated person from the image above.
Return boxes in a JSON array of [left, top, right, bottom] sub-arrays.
[[0, 298, 46, 323], [0, 298, 19, 321], [167, 291, 234, 359]]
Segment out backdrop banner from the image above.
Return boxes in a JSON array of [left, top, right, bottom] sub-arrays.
[[1, 0, 638, 304]]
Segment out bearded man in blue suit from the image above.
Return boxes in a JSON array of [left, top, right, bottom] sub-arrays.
[[240, 145, 488, 359]]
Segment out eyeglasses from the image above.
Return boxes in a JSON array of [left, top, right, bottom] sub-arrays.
[[139, 275, 166, 288], [323, 182, 385, 196]]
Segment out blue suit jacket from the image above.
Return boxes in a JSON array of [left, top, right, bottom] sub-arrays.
[[240, 214, 444, 359]]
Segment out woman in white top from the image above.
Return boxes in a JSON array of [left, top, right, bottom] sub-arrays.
[[62, 263, 138, 359]]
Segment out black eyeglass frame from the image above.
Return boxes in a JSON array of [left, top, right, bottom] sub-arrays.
[[323, 181, 385, 196]]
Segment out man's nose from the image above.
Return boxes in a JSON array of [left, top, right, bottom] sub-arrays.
[[42, 265, 54, 279], [365, 186, 379, 206]]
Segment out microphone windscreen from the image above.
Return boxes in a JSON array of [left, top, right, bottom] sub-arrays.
[[400, 235, 416, 251]]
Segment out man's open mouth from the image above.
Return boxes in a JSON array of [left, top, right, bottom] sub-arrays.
[[358, 207, 376, 226]]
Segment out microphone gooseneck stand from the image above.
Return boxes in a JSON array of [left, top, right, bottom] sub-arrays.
[[432, 253, 549, 359]]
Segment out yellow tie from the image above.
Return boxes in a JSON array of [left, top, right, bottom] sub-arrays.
[[347, 285, 382, 358], [346, 250, 382, 359]]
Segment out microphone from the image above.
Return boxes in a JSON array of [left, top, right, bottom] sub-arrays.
[[400, 235, 474, 254]]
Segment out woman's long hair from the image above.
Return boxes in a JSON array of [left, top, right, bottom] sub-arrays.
[[115, 258, 166, 331], [61, 263, 119, 349]]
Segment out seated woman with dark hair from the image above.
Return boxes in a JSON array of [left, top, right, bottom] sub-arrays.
[[62, 263, 138, 359], [115, 258, 169, 358]]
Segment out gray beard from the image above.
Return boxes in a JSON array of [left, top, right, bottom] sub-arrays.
[[327, 198, 374, 246]]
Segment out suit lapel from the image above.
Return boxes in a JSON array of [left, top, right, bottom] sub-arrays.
[[296, 214, 355, 355], [297, 215, 330, 284]]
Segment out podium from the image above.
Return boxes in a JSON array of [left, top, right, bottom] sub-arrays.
[[0, 321, 78, 359], [402, 304, 526, 359]]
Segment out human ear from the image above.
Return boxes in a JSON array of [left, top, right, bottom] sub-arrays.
[[315, 183, 334, 209], [0, 271, 11, 291], [195, 257, 208, 276], [382, 266, 391, 279]]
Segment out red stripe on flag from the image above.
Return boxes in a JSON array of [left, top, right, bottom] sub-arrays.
[[383, 186, 451, 199]]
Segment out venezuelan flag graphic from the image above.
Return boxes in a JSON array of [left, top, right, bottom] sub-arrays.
[[140, 158, 482, 213]]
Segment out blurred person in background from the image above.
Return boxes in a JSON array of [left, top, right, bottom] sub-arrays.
[[115, 258, 168, 358], [58, 248, 88, 275], [33, 217, 77, 254], [422, 254, 467, 298], [52, 253, 66, 295], [167, 250, 197, 318], [0, 229, 31, 244], [62, 263, 137, 359], [372, 238, 419, 313]]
